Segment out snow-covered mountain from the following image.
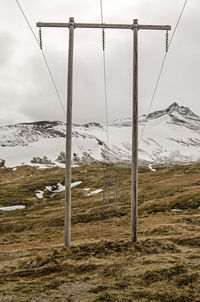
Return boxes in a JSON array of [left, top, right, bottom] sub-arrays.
[[1, 102, 200, 167]]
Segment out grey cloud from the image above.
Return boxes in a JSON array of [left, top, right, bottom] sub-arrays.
[[0, 0, 200, 126], [0, 33, 15, 68]]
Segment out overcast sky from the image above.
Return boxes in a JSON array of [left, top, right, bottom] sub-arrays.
[[0, 0, 199, 126]]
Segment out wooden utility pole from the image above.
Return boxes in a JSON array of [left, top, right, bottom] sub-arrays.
[[36, 19, 171, 247], [65, 17, 74, 247], [132, 19, 138, 242], [102, 169, 106, 217]]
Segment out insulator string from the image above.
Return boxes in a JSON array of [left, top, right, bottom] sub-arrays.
[[102, 28, 105, 51], [39, 27, 42, 50], [166, 30, 169, 53]]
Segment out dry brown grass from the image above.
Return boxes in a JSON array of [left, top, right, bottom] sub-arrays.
[[0, 163, 199, 301]]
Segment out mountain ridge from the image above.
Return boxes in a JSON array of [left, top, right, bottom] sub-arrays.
[[1, 102, 200, 167]]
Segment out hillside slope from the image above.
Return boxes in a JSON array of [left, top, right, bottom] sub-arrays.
[[1, 102, 200, 167], [0, 163, 199, 301]]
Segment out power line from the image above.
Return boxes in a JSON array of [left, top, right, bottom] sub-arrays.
[[139, 0, 188, 144], [15, 0, 66, 116], [100, 0, 110, 148], [15, 0, 83, 155]]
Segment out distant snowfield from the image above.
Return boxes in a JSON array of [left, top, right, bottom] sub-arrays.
[[0, 138, 65, 168], [0, 125, 131, 167], [1, 103, 200, 167]]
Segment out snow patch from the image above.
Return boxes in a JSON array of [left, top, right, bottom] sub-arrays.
[[54, 183, 65, 192], [54, 181, 82, 192], [0, 205, 25, 211], [71, 181, 82, 188], [87, 189, 103, 196], [44, 181, 82, 195], [171, 209, 182, 212], [149, 164, 156, 172], [45, 185, 52, 191], [36, 190, 44, 199]]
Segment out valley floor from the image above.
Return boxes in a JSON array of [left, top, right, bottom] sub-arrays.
[[0, 164, 199, 302]]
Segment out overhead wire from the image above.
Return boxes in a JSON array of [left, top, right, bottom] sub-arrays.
[[139, 0, 188, 144], [15, 0, 66, 116], [15, 0, 82, 153], [100, 0, 110, 148]]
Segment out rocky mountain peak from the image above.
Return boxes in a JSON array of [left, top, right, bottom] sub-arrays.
[[147, 102, 198, 120], [167, 102, 179, 111], [166, 102, 197, 117]]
